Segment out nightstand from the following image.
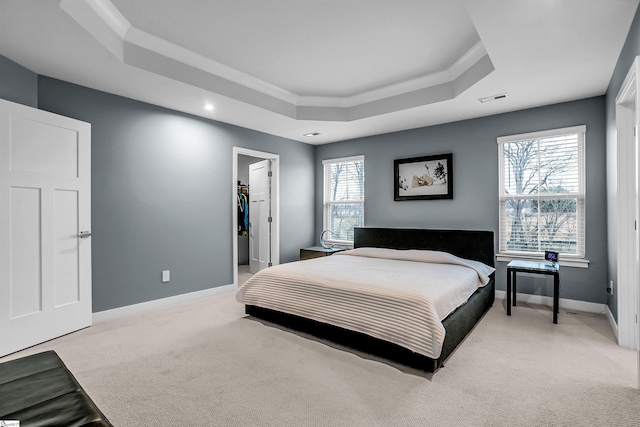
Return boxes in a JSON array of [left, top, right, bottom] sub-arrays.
[[300, 246, 345, 260], [507, 260, 560, 324]]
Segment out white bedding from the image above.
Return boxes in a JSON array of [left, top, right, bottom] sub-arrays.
[[236, 248, 495, 359]]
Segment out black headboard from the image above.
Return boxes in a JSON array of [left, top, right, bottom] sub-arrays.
[[354, 228, 495, 267]]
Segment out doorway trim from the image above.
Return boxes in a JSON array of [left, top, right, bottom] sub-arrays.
[[232, 147, 280, 287], [615, 56, 640, 351]]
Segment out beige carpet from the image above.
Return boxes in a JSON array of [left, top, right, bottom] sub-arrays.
[[2, 292, 639, 426], [238, 264, 252, 286]]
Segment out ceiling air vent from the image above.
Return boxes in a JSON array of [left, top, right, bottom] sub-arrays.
[[479, 93, 508, 103]]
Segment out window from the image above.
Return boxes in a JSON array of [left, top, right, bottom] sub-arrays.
[[498, 126, 585, 259], [323, 156, 365, 245]]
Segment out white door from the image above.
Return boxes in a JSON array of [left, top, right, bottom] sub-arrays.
[[249, 160, 271, 274], [0, 99, 92, 357]]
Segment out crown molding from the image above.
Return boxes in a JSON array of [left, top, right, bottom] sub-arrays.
[[60, 0, 494, 121]]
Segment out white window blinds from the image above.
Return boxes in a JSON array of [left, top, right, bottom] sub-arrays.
[[323, 156, 365, 243], [498, 126, 585, 258]]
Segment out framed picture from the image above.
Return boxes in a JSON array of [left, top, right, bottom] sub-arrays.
[[394, 153, 453, 201]]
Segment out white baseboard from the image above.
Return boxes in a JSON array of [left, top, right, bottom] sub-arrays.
[[606, 304, 619, 342], [92, 284, 235, 323], [94, 287, 610, 323], [495, 290, 605, 314]]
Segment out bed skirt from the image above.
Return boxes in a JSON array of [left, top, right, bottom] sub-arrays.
[[246, 279, 494, 373]]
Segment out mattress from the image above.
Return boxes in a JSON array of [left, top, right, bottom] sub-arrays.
[[236, 247, 495, 359]]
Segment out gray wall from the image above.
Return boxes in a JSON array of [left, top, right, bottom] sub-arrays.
[[36, 77, 315, 312], [315, 97, 608, 304], [0, 55, 37, 108], [605, 4, 640, 320], [0, 53, 616, 310]]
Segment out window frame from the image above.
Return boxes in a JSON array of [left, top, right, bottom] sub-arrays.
[[322, 155, 365, 248], [497, 126, 589, 268]]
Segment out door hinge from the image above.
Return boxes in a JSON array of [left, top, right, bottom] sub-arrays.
[[268, 217, 272, 223], [267, 171, 272, 177], [268, 262, 272, 267]]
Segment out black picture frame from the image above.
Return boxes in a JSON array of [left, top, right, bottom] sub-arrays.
[[394, 153, 453, 201]]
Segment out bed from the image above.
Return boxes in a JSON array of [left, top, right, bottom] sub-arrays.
[[237, 227, 495, 372]]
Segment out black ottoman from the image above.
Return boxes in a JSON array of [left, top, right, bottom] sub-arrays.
[[0, 351, 113, 426]]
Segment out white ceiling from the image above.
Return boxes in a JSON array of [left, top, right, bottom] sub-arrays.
[[0, 0, 637, 145]]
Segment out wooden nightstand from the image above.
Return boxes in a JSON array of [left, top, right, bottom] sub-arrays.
[[300, 246, 345, 260]]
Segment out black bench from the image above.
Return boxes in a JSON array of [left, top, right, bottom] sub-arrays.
[[0, 351, 113, 426]]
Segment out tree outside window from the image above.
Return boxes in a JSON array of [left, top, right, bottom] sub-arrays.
[[323, 156, 364, 243], [498, 127, 585, 257]]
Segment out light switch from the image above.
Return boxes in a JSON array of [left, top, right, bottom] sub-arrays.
[[162, 270, 170, 283]]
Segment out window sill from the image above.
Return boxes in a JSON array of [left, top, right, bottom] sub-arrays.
[[496, 253, 589, 268]]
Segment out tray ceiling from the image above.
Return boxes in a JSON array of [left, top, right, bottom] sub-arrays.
[[0, 0, 637, 144]]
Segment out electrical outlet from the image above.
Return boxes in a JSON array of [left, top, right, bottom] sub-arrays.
[[162, 270, 170, 283]]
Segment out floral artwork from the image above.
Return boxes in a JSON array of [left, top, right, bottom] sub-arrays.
[[394, 153, 453, 200]]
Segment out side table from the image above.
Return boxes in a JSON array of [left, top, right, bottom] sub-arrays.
[[300, 246, 345, 260], [507, 260, 560, 324]]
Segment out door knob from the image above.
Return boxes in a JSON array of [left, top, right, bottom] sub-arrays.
[[78, 231, 92, 238]]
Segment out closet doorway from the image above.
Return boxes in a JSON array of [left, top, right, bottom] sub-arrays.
[[232, 147, 279, 287]]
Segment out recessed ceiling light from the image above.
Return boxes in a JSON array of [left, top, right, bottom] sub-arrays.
[[304, 132, 320, 137], [204, 104, 214, 111], [479, 93, 508, 103]]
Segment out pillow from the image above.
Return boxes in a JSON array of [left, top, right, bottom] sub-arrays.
[[337, 247, 495, 285]]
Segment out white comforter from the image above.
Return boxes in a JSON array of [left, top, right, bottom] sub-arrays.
[[236, 248, 495, 359]]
